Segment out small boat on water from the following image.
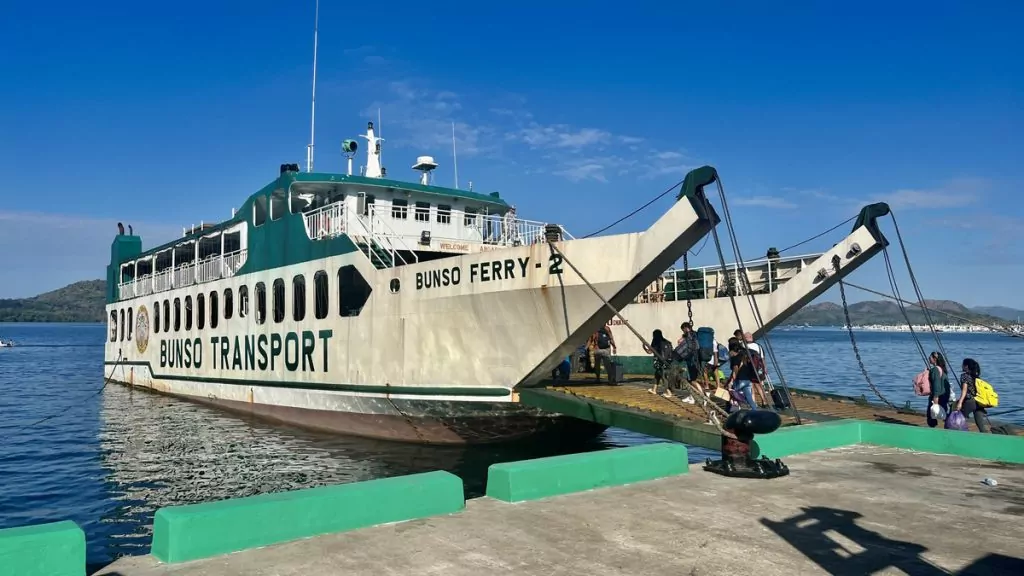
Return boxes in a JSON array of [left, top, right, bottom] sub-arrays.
[[0, 339, 14, 348]]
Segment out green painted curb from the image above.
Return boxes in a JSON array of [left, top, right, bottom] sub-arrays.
[[0, 520, 85, 576], [752, 420, 863, 459], [486, 443, 689, 503], [151, 470, 465, 564], [860, 421, 1024, 464], [751, 420, 1024, 464]]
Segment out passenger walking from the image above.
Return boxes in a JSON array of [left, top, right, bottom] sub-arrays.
[[742, 331, 771, 407], [675, 322, 700, 384], [645, 329, 675, 397], [957, 358, 992, 433], [592, 322, 617, 384], [726, 339, 758, 410], [926, 351, 951, 428]]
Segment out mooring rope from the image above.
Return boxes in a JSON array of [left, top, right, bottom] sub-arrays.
[[15, 349, 123, 430]]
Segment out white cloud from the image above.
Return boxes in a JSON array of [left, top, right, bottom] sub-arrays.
[[510, 124, 612, 151], [873, 177, 987, 210], [732, 195, 798, 209]]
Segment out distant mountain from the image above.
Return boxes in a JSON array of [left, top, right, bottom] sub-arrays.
[[783, 299, 1010, 328], [971, 306, 1024, 322], [0, 280, 106, 323]]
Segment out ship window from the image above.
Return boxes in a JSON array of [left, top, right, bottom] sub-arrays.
[[154, 301, 161, 334], [224, 288, 234, 320], [391, 199, 408, 219], [270, 188, 287, 221], [464, 208, 478, 226], [414, 201, 430, 222], [240, 285, 250, 319], [338, 265, 372, 317], [210, 291, 219, 329], [437, 204, 451, 224], [174, 298, 181, 332], [110, 310, 117, 342], [254, 283, 266, 324], [313, 271, 329, 319], [254, 195, 268, 227], [127, 308, 133, 341], [163, 300, 170, 331], [362, 194, 376, 216], [196, 294, 205, 330], [273, 279, 285, 323], [292, 275, 306, 321], [119, 309, 125, 342], [185, 296, 193, 331]]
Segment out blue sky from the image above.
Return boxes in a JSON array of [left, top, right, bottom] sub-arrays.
[[1, 1, 1021, 308]]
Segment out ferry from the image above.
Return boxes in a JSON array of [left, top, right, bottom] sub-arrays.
[[611, 206, 892, 373], [103, 121, 721, 444]]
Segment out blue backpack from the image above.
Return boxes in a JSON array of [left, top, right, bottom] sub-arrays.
[[696, 327, 715, 363]]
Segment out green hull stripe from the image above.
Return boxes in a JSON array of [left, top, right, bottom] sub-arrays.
[[105, 361, 511, 397], [486, 443, 689, 503]]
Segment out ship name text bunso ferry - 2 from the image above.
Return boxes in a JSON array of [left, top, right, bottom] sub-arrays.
[[104, 121, 722, 444]]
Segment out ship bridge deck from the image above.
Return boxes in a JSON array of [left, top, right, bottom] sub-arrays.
[[519, 373, 1021, 450]]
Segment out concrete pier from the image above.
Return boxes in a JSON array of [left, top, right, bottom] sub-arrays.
[[98, 445, 1024, 576]]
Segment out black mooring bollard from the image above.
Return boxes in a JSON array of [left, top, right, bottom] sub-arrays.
[[703, 409, 791, 479]]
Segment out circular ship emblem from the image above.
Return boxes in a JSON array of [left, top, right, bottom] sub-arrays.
[[135, 305, 150, 354]]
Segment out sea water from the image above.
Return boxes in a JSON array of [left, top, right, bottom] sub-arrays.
[[0, 323, 1020, 571]]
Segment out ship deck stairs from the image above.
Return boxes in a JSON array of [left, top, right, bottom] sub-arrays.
[[518, 373, 1021, 451]]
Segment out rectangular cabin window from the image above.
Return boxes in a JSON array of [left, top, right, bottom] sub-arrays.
[[314, 271, 329, 319], [270, 188, 287, 221], [154, 301, 161, 334], [239, 285, 250, 319], [414, 201, 430, 222], [210, 291, 219, 329], [254, 283, 266, 324], [437, 204, 451, 224], [110, 310, 117, 342], [196, 294, 205, 330], [273, 279, 285, 323], [392, 199, 408, 219], [338, 265, 372, 317], [119, 309, 125, 342], [254, 195, 268, 227], [224, 288, 234, 320], [163, 300, 170, 331], [127, 308, 133, 341], [361, 194, 376, 216], [464, 208, 478, 226], [174, 298, 181, 332], [185, 296, 193, 331], [293, 275, 306, 322]]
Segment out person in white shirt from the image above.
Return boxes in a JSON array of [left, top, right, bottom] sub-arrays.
[[742, 331, 770, 407]]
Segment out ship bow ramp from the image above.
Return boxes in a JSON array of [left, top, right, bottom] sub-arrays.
[[517, 167, 722, 387]]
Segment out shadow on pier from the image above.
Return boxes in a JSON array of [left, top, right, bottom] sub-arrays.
[[761, 506, 1024, 575]]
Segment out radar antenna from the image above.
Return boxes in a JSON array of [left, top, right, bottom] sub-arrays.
[[305, 0, 320, 172]]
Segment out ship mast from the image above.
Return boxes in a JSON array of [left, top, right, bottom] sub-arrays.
[[305, 0, 320, 172]]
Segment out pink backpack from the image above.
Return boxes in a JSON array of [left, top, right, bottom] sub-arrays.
[[913, 366, 941, 396]]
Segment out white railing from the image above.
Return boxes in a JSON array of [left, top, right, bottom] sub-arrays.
[[477, 212, 575, 246], [303, 202, 346, 241], [223, 249, 247, 276], [173, 264, 196, 288], [634, 252, 823, 304], [196, 255, 223, 283], [153, 270, 173, 292]]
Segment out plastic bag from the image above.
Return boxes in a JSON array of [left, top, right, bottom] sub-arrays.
[[929, 403, 947, 421], [944, 410, 968, 431]]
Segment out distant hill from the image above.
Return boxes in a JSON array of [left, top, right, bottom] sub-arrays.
[[971, 306, 1024, 322], [783, 299, 1010, 328], [0, 280, 106, 323]]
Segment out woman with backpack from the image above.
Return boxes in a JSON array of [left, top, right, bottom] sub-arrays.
[[926, 351, 951, 428], [645, 329, 675, 397], [956, 358, 992, 433]]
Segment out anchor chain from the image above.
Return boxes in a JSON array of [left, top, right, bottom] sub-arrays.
[[683, 252, 694, 326], [833, 255, 897, 409]]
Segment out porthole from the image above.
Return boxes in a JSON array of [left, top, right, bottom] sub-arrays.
[[389, 278, 401, 293]]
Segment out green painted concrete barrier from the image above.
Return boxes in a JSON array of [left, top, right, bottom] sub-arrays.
[[486, 443, 688, 503], [860, 421, 1024, 464], [152, 470, 465, 564], [751, 419, 1024, 464], [0, 520, 85, 576], [752, 420, 863, 459]]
